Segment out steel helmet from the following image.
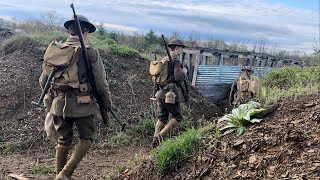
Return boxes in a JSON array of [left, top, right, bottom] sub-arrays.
[[168, 39, 186, 48], [64, 15, 96, 33], [241, 66, 254, 73]]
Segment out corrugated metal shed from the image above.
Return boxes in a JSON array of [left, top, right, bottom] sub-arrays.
[[196, 65, 280, 85]]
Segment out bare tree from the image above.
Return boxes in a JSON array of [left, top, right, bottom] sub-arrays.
[[41, 10, 64, 30], [186, 31, 200, 47], [170, 31, 181, 39]]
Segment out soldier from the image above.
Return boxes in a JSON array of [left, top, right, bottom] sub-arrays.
[[39, 15, 112, 180], [152, 39, 188, 147], [229, 66, 261, 106]]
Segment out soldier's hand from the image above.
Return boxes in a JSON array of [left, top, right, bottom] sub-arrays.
[[182, 67, 188, 74]]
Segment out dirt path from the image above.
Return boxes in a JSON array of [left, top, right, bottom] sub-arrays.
[[0, 146, 149, 180]]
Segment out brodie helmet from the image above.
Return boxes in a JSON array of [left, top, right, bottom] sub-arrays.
[[64, 15, 96, 33]]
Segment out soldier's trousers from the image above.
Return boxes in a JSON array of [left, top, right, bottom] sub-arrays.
[[53, 115, 95, 146], [157, 98, 183, 123]]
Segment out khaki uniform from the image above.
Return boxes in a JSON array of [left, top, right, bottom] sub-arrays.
[[39, 37, 112, 146], [155, 54, 187, 122], [229, 74, 259, 106]]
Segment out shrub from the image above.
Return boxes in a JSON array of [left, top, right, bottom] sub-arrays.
[[262, 64, 320, 103], [109, 44, 137, 57]]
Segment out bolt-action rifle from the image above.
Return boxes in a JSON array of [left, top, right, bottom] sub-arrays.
[[161, 35, 189, 102], [70, 4, 126, 131], [31, 67, 58, 108]]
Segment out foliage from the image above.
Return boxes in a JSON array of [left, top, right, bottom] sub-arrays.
[[109, 44, 137, 57], [218, 101, 265, 136], [28, 30, 68, 47], [153, 128, 202, 174], [262, 64, 320, 103]]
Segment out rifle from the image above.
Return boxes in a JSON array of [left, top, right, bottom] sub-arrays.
[[32, 67, 58, 108], [161, 35, 189, 102], [70, 4, 126, 131]]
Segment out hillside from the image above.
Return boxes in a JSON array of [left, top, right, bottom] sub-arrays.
[[0, 34, 220, 179], [118, 94, 320, 179]]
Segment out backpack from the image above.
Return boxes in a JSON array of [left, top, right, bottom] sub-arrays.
[[149, 57, 169, 86], [42, 40, 81, 90], [238, 75, 260, 94]]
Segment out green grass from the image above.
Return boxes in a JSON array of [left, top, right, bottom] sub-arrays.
[[104, 132, 135, 149], [152, 128, 202, 174], [132, 118, 155, 137], [32, 166, 55, 174]]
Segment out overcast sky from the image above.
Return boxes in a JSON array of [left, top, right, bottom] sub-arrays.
[[0, 0, 319, 53]]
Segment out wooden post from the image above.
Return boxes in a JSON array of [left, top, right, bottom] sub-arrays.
[[188, 53, 193, 80], [220, 55, 225, 65], [204, 56, 208, 65], [263, 58, 268, 67], [192, 52, 201, 86], [199, 50, 203, 65]]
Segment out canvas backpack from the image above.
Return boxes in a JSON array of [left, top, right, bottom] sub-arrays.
[[149, 57, 170, 86], [42, 40, 82, 91], [238, 75, 260, 94]]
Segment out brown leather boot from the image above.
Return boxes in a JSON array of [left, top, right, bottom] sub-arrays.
[[60, 139, 91, 177], [158, 118, 178, 137], [55, 171, 71, 180], [152, 120, 165, 148], [55, 145, 69, 175]]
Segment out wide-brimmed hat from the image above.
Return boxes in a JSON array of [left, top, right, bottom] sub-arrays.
[[64, 15, 96, 33]]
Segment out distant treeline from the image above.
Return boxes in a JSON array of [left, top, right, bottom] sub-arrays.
[[1, 10, 319, 61]]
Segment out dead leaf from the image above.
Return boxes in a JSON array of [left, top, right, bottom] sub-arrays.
[[269, 166, 277, 172], [307, 149, 315, 153], [281, 171, 289, 178], [249, 155, 257, 164]]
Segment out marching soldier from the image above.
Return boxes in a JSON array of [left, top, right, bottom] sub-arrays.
[[229, 66, 261, 106], [39, 15, 112, 180], [152, 39, 188, 147]]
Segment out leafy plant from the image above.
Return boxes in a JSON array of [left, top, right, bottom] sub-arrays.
[[218, 101, 265, 136]]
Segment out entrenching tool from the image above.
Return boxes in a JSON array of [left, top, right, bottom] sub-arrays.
[[31, 67, 57, 108]]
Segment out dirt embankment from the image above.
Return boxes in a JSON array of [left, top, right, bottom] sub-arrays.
[[0, 35, 221, 179], [124, 94, 320, 179]]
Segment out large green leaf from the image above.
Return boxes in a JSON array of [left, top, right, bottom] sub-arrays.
[[236, 126, 245, 136], [217, 101, 266, 136]]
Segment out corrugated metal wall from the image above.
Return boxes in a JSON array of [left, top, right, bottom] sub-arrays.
[[196, 65, 279, 85]]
